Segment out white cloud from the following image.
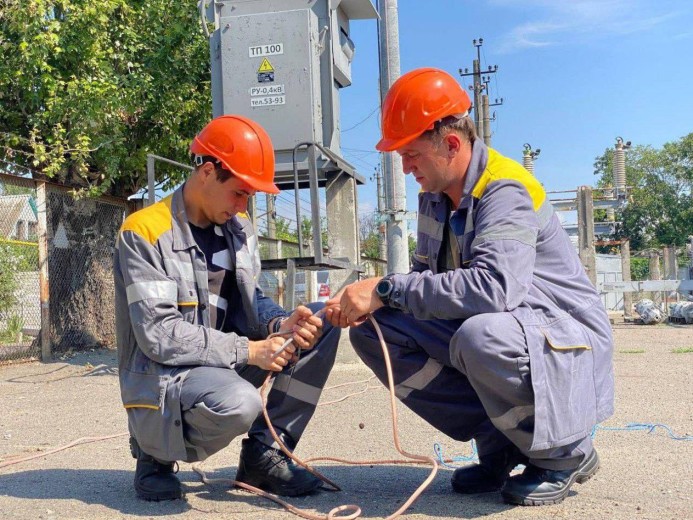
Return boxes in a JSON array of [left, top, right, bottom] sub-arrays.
[[494, 0, 679, 53]]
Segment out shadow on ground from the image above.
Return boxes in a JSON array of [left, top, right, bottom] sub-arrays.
[[0, 463, 574, 518]]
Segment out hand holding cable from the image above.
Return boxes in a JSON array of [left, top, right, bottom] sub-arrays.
[[324, 277, 384, 328], [248, 336, 295, 371]]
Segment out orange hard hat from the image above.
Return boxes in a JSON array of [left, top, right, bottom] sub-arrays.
[[190, 115, 279, 194], [376, 67, 472, 152]]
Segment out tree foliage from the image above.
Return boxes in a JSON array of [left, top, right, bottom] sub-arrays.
[[0, 0, 211, 198], [359, 212, 382, 260], [593, 133, 693, 251]]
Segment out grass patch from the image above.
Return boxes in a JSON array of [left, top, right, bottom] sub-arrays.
[[619, 349, 645, 354], [671, 347, 693, 354]]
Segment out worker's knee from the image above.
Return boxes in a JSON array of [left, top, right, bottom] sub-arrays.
[[349, 321, 377, 353], [450, 313, 515, 374], [200, 383, 262, 434]]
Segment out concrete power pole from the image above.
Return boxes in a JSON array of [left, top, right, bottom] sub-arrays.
[[378, 0, 409, 274], [577, 185, 597, 286], [482, 94, 491, 146], [460, 39, 500, 142], [373, 166, 388, 275]]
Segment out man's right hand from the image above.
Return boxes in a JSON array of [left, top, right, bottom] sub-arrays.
[[248, 337, 296, 372]]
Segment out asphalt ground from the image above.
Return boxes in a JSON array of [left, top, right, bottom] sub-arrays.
[[0, 322, 691, 520]]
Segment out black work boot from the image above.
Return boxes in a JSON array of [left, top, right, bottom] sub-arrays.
[[451, 443, 527, 494], [501, 449, 600, 506], [235, 437, 321, 496], [130, 437, 182, 501]]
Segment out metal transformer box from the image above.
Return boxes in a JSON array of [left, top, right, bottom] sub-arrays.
[[209, 0, 377, 186]]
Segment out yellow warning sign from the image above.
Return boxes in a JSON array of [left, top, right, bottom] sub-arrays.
[[257, 58, 274, 73]]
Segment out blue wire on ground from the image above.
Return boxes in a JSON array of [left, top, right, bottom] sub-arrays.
[[434, 440, 478, 468], [591, 422, 693, 441], [436, 422, 691, 467]]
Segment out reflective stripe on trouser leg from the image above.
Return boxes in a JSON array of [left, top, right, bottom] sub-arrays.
[[178, 366, 263, 462], [450, 313, 535, 457], [349, 307, 509, 456], [449, 312, 592, 466], [246, 302, 340, 450]]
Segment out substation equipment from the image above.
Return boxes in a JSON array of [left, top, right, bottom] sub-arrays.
[[204, 0, 377, 284]]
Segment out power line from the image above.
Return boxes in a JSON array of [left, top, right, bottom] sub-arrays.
[[342, 105, 380, 132]]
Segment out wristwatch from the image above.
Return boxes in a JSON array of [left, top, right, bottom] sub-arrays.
[[375, 275, 395, 305]]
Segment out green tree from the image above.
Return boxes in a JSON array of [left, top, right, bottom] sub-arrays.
[[0, 243, 19, 316], [593, 133, 693, 251], [0, 0, 211, 198], [359, 213, 383, 260]]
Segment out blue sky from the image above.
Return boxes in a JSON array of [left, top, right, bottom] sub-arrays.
[[336, 0, 693, 220]]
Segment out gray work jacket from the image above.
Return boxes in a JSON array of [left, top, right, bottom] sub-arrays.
[[387, 140, 614, 450], [113, 185, 287, 461]]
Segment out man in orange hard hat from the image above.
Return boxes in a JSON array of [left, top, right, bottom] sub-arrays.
[[326, 68, 613, 506], [114, 115, 339, 500]]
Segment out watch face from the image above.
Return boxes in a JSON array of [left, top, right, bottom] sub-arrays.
[[377, 279, 392, 297]]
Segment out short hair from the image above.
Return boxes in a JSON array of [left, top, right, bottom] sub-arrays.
[[192, 154, 233, 183], [421, 115, 476, 146]]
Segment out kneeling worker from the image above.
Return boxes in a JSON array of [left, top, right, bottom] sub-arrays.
[[326, 67, 613, 506], [114, 115, 339, 500]]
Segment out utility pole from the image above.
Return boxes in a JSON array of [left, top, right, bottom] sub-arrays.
[[378, 0, 409, 274], [459, 38, 500, 140], [266, 194, 277, 258], [577, 185, 597, 286]]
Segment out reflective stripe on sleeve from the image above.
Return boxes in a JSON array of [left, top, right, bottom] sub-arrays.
[[536, 199, 554, 228], [126, 280, 178, 305], [471, 224, 538, 249]]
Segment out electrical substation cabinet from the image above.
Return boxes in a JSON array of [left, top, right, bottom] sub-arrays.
[[209, 0, 377, 187]]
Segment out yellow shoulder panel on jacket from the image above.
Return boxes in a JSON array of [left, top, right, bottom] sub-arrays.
[[471, 148, 546, 211], [119, 195, 174, 245]]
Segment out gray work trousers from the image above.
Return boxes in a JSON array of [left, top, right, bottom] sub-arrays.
[[350, 307, 592, 470], [177, 303, 340, 462]]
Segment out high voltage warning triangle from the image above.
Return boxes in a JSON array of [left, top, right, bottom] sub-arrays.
[[257, 58, 274, 73]]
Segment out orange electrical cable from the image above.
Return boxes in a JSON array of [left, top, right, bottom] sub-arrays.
[[1, 312, 439, 519], [193, 313, 439, 520]]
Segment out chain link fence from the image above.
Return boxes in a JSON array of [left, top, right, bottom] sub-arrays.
[[0, 173, 40, 361], [45, 184, 127, 352], [0, 170, 127, 363]]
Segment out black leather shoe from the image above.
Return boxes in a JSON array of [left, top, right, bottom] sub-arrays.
[[501, 449, 600, 506], [130, 437, 182, 501], [235, 438, 321, 496], [451, 444, 527, 494]]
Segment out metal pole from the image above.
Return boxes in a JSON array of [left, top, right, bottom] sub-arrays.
[[308, 144, 322, 264], [36, 182, 51, 361], [378, 0, 409, 274], [147, 155, 156, 206]]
